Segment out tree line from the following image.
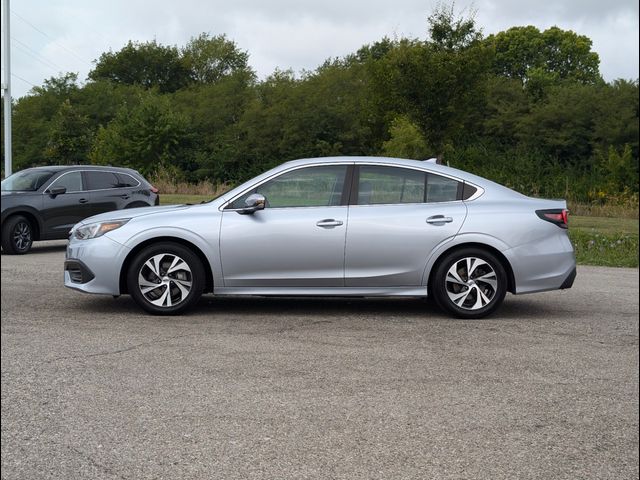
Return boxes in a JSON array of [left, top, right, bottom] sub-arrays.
[[1, 6, 638, 204]]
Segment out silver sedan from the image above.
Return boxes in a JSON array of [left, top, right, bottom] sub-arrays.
[[64, 157, 576, 318]]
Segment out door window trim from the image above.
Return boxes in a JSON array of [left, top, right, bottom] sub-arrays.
[[44, 169, 141, 194]]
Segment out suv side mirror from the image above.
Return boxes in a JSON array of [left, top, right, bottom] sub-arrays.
[[48, 186, 67, 197], [238, 193, 266, 215]]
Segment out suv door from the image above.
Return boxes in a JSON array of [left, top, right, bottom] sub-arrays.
[[220, 164, 350, 287], [41, 171, 91, 239], [84, 170, 128, 215], [344, 165, 467, 287]]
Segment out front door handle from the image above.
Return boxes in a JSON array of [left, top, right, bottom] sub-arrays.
[[79, 198, 89, 204], [316, 219, 344, 228], [426, 215, 453, 224]]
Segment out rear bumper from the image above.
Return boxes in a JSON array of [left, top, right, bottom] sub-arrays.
[[560, 267, 577, 289], [506, 232, 576, 295]]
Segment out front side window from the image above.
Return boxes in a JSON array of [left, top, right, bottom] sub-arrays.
[[49, 171, 83, 193], [86, 171, 120, 190], [357, 166, 426, 205], [229, 165, 348, 209]]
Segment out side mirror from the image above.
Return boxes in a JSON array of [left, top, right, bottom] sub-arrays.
[[48, 186, 67, 197], [238, 193, 266, 215]]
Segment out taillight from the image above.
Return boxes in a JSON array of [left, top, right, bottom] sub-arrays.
[[536, 209, 569, 229], [150, 186, 159, 194]]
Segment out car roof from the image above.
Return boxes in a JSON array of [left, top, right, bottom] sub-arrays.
[[20, 165, 140, 174]]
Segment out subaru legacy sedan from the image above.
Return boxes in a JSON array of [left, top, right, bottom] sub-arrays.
[[64, 157, 576, 318], [2, 165, 159, 254]]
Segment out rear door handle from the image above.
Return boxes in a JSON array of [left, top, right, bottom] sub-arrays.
[[79, 198, 89, 204], [316, 219, 344, 228], [426, 215, 453, 224], [120, 194, 130, 199]]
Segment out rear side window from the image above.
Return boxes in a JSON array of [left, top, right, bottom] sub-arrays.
[[50, 171, 83, 193], [116, 173, 141, 187], [357, 166, 425, 205], [426, 173, 461, 203], [85, 171, 120, 190]]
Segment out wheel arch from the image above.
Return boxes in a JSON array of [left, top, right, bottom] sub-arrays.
[[426, 242, 516, 295], [118, 236, 214, 295]]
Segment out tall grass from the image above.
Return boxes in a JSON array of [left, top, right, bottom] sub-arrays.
[[149, 168, 232, 197]]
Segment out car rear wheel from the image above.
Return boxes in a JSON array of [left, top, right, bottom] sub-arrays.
[[431, 248, 507, 319], [127, 242, 205, 315], [1, 215, 34, 254]]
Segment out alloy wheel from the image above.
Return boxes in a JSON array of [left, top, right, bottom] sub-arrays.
[[444, 257, 498, 311], [13, 221, 32, 252], [137, 253, 193, 308]]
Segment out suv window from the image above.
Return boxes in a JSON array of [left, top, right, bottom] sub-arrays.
[[86, 171, 120, 190], [116, 173, 140, 188], [229, 165, 347, 209], [357, 166, 425, 205], [49, 171, 83, 193]]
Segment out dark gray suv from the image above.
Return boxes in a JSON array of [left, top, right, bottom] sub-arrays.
[[1, 166, 159, 254]]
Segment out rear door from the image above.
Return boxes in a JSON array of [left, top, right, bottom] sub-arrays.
[[344, 165, 467, 287], [84, 170, 128, 215]]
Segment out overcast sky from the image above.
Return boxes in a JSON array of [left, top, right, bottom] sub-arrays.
[[1, 0, 638, 98]]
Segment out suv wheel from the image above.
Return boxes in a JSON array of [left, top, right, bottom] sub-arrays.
[[431, 248, 507, 319], [2, 215, 34, 254], [127, 242, 205, 315]]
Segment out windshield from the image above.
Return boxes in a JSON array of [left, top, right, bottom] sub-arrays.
[[1, 170, 56, 192]]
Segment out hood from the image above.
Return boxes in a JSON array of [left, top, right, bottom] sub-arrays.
[[75, 204, 193, 226]]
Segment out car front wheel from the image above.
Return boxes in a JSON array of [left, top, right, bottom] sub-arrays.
[[431, 248, 507, 319], [127, 242, 205, 315], [2, 215, 34, 254]]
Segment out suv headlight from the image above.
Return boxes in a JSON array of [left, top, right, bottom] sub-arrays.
[[73, 219, 130, 240]]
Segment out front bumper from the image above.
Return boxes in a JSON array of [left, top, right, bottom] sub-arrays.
[[64, 235, 130, 295]]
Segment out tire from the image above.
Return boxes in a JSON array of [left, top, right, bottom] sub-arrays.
[[431, 247, 507, 319], [127, 242, 205, 315], [1, 215, 34, 254]]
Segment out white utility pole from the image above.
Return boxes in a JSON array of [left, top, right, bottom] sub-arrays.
[[2, 0, 12, 177]]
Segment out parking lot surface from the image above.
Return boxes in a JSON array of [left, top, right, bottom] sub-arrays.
[[1, 241, 638, 479]]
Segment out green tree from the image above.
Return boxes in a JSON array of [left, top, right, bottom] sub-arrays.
[[487, 26, 601, 85], [44, 99, 93, 165], [382, 116, 430, 159], [89, 94, 191, 175], [89, 40, 190, 93], [182, 33, 254, 84]]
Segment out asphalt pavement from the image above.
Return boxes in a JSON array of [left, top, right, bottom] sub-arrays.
[[1, 241, 638, 480]]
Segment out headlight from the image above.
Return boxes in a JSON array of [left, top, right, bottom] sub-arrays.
[[73, 219, 130, 240]]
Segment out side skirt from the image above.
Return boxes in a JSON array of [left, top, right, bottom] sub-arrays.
[[213, 286, 428, 297]]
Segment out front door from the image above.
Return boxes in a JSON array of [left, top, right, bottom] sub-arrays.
[[220, 164, 350, 287], [41, 171, 91, 239]]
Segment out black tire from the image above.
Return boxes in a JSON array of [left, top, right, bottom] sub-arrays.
[[1, 215, 34, 254], [431, 247, 507, 319], [127, 242, 205, 315]]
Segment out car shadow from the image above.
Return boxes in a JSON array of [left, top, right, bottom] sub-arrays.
[[75, 293, 556, 322]]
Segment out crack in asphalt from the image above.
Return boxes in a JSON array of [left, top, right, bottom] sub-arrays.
[[43, 333, 197, 364]]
